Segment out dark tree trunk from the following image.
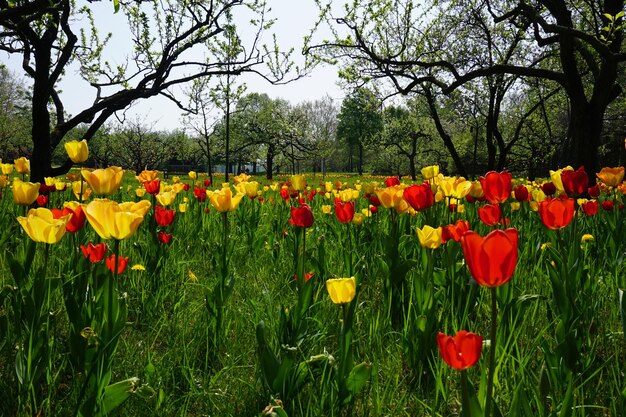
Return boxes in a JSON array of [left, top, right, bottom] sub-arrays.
[[568, 103, 603, 178], [424, 88, 467, 177], [266, 144, 274, 180], [357, 143, 363, 176], [409, 154, 416, 180], [207, 151, 213, 186]]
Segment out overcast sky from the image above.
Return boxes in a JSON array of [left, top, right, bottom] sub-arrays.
[[3, 0, 345, 132]]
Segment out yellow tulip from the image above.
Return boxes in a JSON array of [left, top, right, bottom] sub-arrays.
[[188, 171, 197, 180], [14, 157, 30, 174], [178, 203, 188, 213], [171, 183, 186, 194], [207, 186, 245, 212], [0, 175, 7, 188], [510, 202, 521, 212], [416, 225, 443, 249], [352, 212, 365, 225], [44, 177, 57, 187], [531, 188, 547, 203], [361, 182, 376, 194], [438, 176, 472, 199], [549, 166, 573, 194], [581, 234, 594, 243], [270, 182, 279, 192], [325, 181, 333, 192], [468, 181, 484, 198], [82, 166, 124, 196], [326, 277, 357, 305], [156, 190, 177, 206], [72, 181, 92, 202], [338, 188, 357, 202], [64, 139, 89, 163], [84, 199, 151, 240], [12, 178, 40, 205], [420, 165, 440, 180], [17, 208, 71, 244], [233, 173, 251, 184], [596, 167, 625, 187], [322, 204, 332, 214], [291, 174, 306, 191], [135, 187, 146, 198], [172, 176, 180, 184], [236, 181, 259, 199], [1, 163, 13, 175], [135, 169, 159, 183], [375, 186, 409, 213]]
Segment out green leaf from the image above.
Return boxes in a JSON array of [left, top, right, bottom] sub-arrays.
[[558, 378, 574, 417], [113, 0, 120, 13], [345, 362, 372, 396], [101, 377, 140, 415]]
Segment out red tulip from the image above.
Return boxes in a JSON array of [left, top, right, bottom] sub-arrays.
[[204, 179, 211, 187], [280, 187, 290, 201], [561, 166, 588, 197], [602, 200, 615, 211], [334, 200, 355, 223], [581, 200, 598, 216], [479, 171, 512, 204], [52, 205, 87, 233], [442, 219, 470, 243], [478, 204, 502, 226], [106, 254, 129, 275], [143, 179, 161, 195], [289, 203, 314, 228], [183, 183, 190, 191], [194, 187, 207, 202], [403, 183, 434, 211], [538, 198, 575, 230], [461, 228, 518, 287], [541, 182, 557, 196], [588, 184, 600, 198], [385, 176, 400, 187], [513, 185, 530, 202], [158, 231, 173, 244], [437, 330, 483, 371], [155, 205, 176, 227], [80, 242, 107, 263], [37, 194, 49, 206], [368, 194, 381, 207]]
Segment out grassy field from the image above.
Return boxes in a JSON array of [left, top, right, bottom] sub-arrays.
[[1, 168, 625, 416]]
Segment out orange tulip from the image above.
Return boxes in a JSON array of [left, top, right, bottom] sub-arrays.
[[596, 167, 625, 187], [538, 197, 575, 230]]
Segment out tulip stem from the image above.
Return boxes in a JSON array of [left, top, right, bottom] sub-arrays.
[[485, 286, 498, 417], [461, 370, 472, 417]]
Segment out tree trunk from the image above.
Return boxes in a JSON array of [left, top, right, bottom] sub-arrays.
[[424, 88, 467, 177], [409, 154, 416, 181], [266, 145, 274, 180], [207, 151, 213, 187], [568, 103, 603, 180], [30, 46, 53, 183], [358, 143, 363, 176]]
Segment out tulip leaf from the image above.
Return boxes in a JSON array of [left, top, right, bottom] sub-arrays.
[[101, 377, 140, 415], [345, 362, 372, 397], [460, 375, 483, 417], [256, 321, 280, 391], [558, 378, 574, 417], [617, 288, 626, 339]]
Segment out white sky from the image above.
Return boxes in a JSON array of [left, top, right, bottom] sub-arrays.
[[2, 0, 345, 131]]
